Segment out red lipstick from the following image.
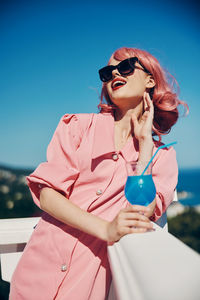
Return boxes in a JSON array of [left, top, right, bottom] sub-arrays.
[[111, 77, 127, 91]]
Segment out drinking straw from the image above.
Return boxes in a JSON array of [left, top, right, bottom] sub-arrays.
[[141, 141, 177, 176]]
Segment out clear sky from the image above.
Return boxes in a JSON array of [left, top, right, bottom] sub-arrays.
[[0, 0, 199, 169]]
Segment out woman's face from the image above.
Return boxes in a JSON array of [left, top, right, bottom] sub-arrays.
[[105, 57, 153, 110]]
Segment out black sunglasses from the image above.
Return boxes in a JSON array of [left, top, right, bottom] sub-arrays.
[[98, 57, 151, 82]]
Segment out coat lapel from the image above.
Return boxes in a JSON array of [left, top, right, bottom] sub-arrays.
[[91, 111, 139, 162], [91, 112, 115, 159]]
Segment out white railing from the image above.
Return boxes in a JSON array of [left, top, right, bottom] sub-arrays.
[[0, 213, 168, 283], [0, 217, 40, 282], [107, 223, 200, 300], [1, 213, 200, 300]]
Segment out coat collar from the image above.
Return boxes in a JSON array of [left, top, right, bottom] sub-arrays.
[[91, 112, 139, 162], [92, 112, 115, 159]]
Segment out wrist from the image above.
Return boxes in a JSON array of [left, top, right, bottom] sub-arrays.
[[138, 138, 154, 162], [99, 219, 109, 242], [138, 136, 154, 147]]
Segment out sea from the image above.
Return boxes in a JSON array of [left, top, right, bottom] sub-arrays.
[[177, 168, 200, 206]]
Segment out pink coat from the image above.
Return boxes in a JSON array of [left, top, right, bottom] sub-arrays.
[[9, 112, 178, 300]]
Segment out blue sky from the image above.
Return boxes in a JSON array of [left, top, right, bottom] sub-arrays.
[[0, 0, 199, 169]]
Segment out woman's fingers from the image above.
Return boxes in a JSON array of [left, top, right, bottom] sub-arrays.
[[131, 92, 154, 140], [131, 227, 149, 233], [119, 209, 154, 230], [143, 92, 149, 111], [123, 205, 150, 214], [117, 208, 154, 231], [119, 226, 147, 235], [144, 92, 154, 116], [121, 212, 150, 222], [144, 91, 151, 103], [123, 219, 154, 230], [107, 205, 155, 242], [131, 113, 139, 128]]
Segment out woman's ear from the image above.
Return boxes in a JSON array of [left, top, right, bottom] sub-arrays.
[[146, 75, 155, 88]]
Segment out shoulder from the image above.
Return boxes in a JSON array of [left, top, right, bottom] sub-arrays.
[[54, 113, 102, 147], [61, 112, 99, 122], [60, 112, 109, 128], [153, 140, 177, 169], [59, 113, 97, 131], [57, 111, 112, 131], [153, 140, 177, 155]]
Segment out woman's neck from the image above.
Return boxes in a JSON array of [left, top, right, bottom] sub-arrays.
[[115, 103, 142, 132], [114, 105, 142, 151]]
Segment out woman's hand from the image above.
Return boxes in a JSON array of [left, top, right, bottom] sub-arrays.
[[131, 92, 154, 142], [106, 205, 154, 243], [132, 91, 154, 163]]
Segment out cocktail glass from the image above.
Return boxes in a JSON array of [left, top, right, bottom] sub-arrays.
[[124, 142, 177, 206], [124, 161, 156, 206]]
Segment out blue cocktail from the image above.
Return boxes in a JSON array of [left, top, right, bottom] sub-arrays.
[[125, 161, 156, 206], [125, 142, 177, 206]]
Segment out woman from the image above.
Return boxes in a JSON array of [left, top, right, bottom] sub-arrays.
[[9, 47, 187, 300]]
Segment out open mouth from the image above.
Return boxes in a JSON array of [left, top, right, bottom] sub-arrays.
[[111, 78, 127, 90]]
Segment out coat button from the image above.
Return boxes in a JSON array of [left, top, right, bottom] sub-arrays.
[[112, 153, 119, 161], [61, 264, 67, 272], [96, 189, 102, 196]]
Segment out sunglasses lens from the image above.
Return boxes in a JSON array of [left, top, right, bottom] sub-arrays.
[[118, 59, 135, 75], [99, 66, 113, 82]]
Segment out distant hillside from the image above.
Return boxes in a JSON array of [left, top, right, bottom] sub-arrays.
[[0, 164, 42, 219]]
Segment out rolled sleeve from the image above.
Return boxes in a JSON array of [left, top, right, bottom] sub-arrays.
[[151, 146, 178, 221], [27, 114, 81, 208]]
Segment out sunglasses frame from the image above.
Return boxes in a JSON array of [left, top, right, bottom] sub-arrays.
[[98, 57, 151, 82]]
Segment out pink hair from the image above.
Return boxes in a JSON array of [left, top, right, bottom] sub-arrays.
[[99, 47, 188, 141]]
